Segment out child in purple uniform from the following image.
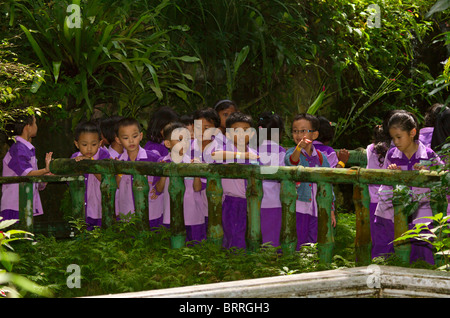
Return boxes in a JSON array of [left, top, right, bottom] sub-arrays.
[[1, 115, 53, 222], [144, 106, 179, 158], [71, 121, 111, 229], [419, 103, 446, 149], [214, 112, 259, 249], [100, 116, 124, 159], [285, 114, 333, 250], [366, 124, 392, 259], [192, 108, 225, 235], [374, 111, 444, 264], [154, 122, 205, 242], [115, 118, 160, 226], [256, 112, 286, 247]]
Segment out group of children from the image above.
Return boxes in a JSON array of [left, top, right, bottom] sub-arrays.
[[1, 101, 449, 262]]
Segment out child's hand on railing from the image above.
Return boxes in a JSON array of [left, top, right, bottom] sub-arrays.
[[387, 164, 402, 170]]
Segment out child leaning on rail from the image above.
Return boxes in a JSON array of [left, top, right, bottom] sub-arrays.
[[71, 121, 111, 230], [256, 111, 286, 248], [1, 114, 53, 223], [374, 110, 444, 265], [114, 117, 161, 227], [212, 112, 260, 249], [284, 113, 335, 251], [154, 121, 206, 243]]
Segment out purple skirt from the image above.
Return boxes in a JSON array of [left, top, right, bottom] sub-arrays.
[[296, 212, 318, 251], [261, 207, 282, 247], [372, 215, 395, 258], [222, 195, 247, 249]]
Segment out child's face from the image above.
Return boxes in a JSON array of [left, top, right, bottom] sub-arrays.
[[116, 124, 143, 153], [292, 119, 318, 144], [26, 117, 38, 138], [218, 106, 236, 131], [74, 132, 101, 158], [164, 130, 190, 156], [389, 126, 416, 152], [186, 124, 194, 139], [227, 122, 254, 150], [194, 117, 218, 142]]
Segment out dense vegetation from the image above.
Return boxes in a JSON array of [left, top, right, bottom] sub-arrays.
[[1, 0, 449, 298]]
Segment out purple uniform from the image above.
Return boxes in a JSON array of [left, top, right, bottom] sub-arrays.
[[217, 138, 259, 249], [116, 147, 161, 227], [258, 140, 286, 247], [71, 147, 111, 229], [1, 136, 46, 221], [374, 141, 443, 264], [419, 127, 434, 149], [312, 141, 339, 168], [157, 152, 206, 242]]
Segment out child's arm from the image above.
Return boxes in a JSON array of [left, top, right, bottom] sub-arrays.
[[211, 151, 259, 161], [193, 177, 203, 192], [26, 152, 53, 177], [155, 176, 167, 194], [289, 137, 311, 164], [336, 148, 349, 168]]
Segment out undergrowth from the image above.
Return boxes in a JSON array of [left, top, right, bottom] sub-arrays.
[[12, 213, 359, 298]]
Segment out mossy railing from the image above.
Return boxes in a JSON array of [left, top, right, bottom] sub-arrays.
[[1, 149, 447, 265]]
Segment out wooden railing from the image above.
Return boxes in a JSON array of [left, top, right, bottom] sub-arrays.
[[1, 149, 447, 265]]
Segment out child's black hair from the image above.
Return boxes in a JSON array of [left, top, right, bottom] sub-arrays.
[[372, 125, 389, 167], [180, 114, 194, 126], [12, 114, 35, 136], [424, 103, 445, 127], [316, 116, 334, 144], [256, 111, 284, 144], [193, 108, 221, 128], [74, 121, 102, 141], [147, 106, 179, 144], [114, 117, 142, 136], [225, 112, 253, 129], [387, 110, 419, 140], [292, 113, 320, 132], [213, 99, 238, 113], [100, 115, 123, 144], [162, 122, 187, 141]]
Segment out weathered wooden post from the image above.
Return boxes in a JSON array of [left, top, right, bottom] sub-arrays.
[[317, 182, 334, 264], [169, 176, 186, 249], [68, 178, 86, 222], [246, 176, 263, 252], [100, 173, 117, 229], [206, 177, 223, 246], [353, 181, 372, 265], [18, 182, 34, 232], [132, 174, 150, 231], [280, 180, 297, 254]]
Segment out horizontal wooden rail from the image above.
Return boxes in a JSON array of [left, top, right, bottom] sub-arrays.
[[0, 147, 447, 266]]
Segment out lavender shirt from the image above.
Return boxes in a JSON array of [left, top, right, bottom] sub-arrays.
[[312, 141, 339, 168], [144, 140, 169, 158], [1, 136, 45, 215], [419, 127, 434, 149], [294, 146, 322, 217], [159, 153, 205, 226], [258, 140, 286, 209], [217, 138, 260, 199], [116, 147, 160, 219], [374, 141, 443, 224], [71, 147, 111, 220]]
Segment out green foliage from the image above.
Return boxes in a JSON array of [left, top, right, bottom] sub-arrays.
[[0, 217, 53, 298], [8, 0, 201, 125]]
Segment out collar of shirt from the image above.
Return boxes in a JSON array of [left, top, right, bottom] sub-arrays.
[[15, 136, 35, 151], [391, 140, 429, 160]]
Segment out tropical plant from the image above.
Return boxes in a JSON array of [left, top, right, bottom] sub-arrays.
[[7, 0, 201, 124], [0, 217, 53, 297]]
